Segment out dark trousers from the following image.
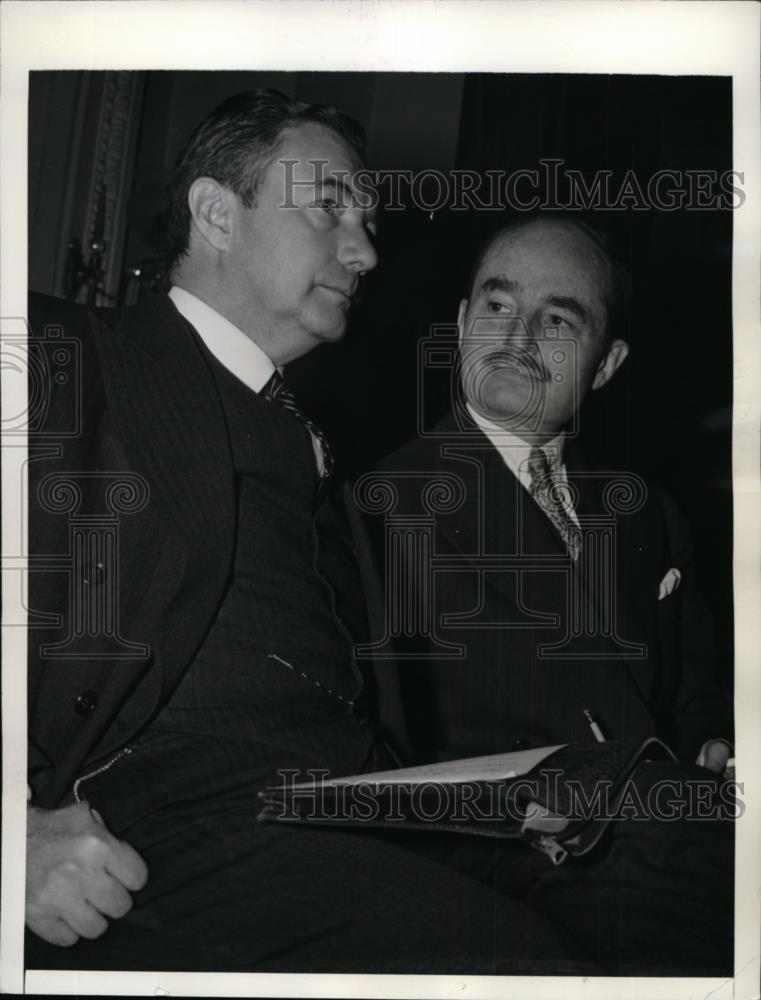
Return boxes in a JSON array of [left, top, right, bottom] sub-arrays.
[[25, 729, 586, 975], [400, 760, 735, 977], [26, 734, 732, 976]]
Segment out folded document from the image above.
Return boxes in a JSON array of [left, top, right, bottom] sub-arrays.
[[259, 737, 676, 865]]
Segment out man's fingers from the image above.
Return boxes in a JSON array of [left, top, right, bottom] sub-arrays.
[[29, 915, 80, 948], [58, 897, 109, 941], [87, 873, 134, 920], [26, 801, 146, 947], [103, 837, 149, 893], [702, 740, 732, 774]]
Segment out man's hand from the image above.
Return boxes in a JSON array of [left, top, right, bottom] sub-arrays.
[[696, 739, 734, 780], [26, 801, 148, 947]]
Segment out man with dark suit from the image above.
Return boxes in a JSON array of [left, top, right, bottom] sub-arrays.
[[366, 216, 735, 974], [24, 91, 579, 974]]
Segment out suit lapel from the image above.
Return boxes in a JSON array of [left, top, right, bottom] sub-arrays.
[[431, 414, 651, 672], [405, 411, 658, 735], [91, 294, 235, 561], [430, 409, 495, 559], [566, 441, 656, 692], [426, 410, 568, 636], [435, 408, 567, 567]]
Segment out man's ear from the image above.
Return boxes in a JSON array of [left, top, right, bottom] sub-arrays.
[[187, 177, 234, 253], [592, 338, 629, 391], [457, 299, 469, 343]]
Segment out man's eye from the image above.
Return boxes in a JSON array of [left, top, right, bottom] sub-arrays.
[[545, 313, 572, 328], [486, 301, 511, 314], [314, 199, 340, 216]]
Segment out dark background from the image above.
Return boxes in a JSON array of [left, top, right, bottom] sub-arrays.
[[28, 70, 734, 687]]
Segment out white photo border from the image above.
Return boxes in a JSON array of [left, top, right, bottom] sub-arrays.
[[2, 2, 759, 998]]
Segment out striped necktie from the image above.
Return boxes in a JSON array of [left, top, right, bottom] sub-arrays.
[[527, 446, 581, 560], [262, 370, 334, 480]]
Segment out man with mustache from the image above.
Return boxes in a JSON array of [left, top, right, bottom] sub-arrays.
[[24, 91, 580, 973], [368, 216, 734, 975]]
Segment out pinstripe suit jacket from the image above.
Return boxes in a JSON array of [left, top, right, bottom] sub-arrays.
[[26, 292, 400, 807]]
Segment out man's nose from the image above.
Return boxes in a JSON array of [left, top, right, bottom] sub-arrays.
[[501, 315, 536, 341], [337, 225, 378, 274]]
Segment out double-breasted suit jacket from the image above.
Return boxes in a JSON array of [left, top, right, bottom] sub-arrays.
[[365, 407, 731, 764]]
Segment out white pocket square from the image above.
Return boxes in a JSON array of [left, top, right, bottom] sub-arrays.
[[658, 567, 682, 600]]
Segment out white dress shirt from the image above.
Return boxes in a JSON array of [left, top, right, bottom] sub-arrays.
[[169, 285, 275, 393], [169, 286, 324, 473], [466, 402, 580, 527]]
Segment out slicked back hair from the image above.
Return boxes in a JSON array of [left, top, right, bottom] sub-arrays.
[[161, 88, 366, 273], [464, 213, 632, 347]]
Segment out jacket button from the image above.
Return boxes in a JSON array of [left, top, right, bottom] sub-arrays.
[[82, 560, 105, 585], [356, 711, 371, 728], [511, 737, 531, 751], [75, 690, 98, 716]]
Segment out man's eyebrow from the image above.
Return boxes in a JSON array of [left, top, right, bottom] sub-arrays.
[[477, 276, 521, 296], [315, 176, 378, 222], [545, 295, 590, 324], [474, 280, 592, 325]]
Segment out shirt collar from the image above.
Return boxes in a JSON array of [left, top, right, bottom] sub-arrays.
[[465, 402, 567, 490], [169, 285, 275, 394]]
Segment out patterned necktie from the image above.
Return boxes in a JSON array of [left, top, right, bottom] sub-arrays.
[[527, 446, 581, 561], [262, 370, 334, 480]]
